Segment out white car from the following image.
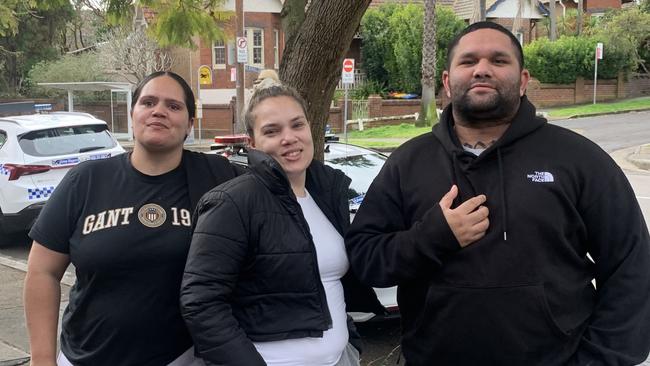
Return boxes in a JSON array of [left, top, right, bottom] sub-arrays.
[[0, 112, 125, 234], [211, 136, 399, 321]]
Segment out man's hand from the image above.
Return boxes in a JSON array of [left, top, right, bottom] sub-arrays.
[[439, 185, 489, 247]]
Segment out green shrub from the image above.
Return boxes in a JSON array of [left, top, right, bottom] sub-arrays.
[[360, 4, 465, 93], [524, 36, 635, 83]]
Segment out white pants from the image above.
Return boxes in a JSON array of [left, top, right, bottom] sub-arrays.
[[57, 347, 205, 366]]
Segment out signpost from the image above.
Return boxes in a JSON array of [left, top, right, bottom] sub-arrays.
[[593, 42, 603, 104], [237, 36, 248, 63], [342, 58, 355, 143], [195, 65, 212, 143]]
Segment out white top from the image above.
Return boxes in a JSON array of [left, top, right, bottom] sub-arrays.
[[253, 190, 350, 366]]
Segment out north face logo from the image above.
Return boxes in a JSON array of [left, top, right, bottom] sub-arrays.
[[527, 171, 554, 183]]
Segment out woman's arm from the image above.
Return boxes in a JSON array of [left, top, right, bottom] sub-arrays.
[[24, 242, 70, 366]]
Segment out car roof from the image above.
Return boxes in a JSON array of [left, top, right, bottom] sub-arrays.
[[0, 112, 107, 131]]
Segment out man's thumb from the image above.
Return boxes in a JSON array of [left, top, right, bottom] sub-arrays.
[[439, 185, 458, 209]]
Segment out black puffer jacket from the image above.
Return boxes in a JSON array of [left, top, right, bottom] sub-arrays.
[[181, 149, 384, 366]]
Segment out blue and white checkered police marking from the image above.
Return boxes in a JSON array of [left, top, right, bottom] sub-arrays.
[[28, 186, 55, 200]]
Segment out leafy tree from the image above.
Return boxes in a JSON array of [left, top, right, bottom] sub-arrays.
[[360, 4, 399, 90], [390, 5, 424, 94], [106, 0, 230, 49], [361, 4, 464, 93], [641, 0, 650, 14], [27, 52, 106, 98], [0, 0, 68, 37], [587, 8, 650, 73], [0, 1, 73, 96]]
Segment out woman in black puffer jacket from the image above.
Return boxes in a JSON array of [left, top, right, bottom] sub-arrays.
[[180, 83, 384, 366]]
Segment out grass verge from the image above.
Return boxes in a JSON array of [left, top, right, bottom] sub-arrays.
[[547, 96, 650, 118]]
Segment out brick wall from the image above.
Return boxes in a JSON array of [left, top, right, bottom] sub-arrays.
[[626, 73, 650, 98], [200, 102, 236, 137], [328, 72, 650, 126], [198, 12, 283, 91]]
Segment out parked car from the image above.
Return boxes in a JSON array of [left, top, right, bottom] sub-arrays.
[[210, 135, 398, 321], [0, 112, 125, 235]]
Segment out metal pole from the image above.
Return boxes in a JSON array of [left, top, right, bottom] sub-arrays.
[[344, 84, 349, 144], [110, 91, 114, 133], [197, 70, 202, 142], [593, 51, 598, 104], [68, 90, 74, 112]]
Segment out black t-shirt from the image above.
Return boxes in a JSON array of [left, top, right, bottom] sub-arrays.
[[30, 153, 196, 366]]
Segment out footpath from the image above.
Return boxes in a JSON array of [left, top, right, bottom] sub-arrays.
[[0, 132, 649, 366]]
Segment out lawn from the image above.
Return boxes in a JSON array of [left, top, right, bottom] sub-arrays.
[[345, 123, 431, 139], [343, 97, 650, 150], [547, 97, 650, 118]]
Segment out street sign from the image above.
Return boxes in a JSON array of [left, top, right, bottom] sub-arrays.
[[342, 58, 355, 84], [596, 42, 604, 60], [237, 36, 248, 63], [230, 67, 237, 82], [198, 65, 212, 85]]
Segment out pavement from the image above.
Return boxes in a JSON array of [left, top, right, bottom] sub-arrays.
[[0, 136, 648, 365]]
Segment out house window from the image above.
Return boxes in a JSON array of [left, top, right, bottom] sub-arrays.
[[274, 29, 279, 69], [245, 28, 264, 66], [213, 39, 226, 69]]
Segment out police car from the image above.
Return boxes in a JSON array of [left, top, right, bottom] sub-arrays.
[[0, 112, 125, 234], [211, 135, 399, 321]]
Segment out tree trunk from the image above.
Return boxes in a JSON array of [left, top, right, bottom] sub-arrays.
[[418, 0, 437, 127], [549, 0, 557, 41], [576, 0, 583, 35], [280, 0, 371, 161]]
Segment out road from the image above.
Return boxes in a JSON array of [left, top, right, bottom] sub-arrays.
[[0, 111, 649, 366]]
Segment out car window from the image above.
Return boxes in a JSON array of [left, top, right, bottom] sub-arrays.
[[18, 124, 116, 157], [326, 153, 385, 200], [0, 130, 6, 149]]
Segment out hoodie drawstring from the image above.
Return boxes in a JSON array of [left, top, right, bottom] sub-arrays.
[[497, 148, 508, 241]]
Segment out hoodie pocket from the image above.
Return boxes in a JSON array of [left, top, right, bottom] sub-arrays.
[[410, 283, 572, 365]]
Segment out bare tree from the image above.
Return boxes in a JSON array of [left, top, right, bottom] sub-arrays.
[[99, 26, 174, 84], [418, 0, 437, 126]]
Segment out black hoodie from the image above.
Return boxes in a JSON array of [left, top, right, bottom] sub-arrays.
[[346, 96, 650, 366]]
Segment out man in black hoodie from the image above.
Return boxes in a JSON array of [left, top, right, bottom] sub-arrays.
[[346, 21, 650, 366]]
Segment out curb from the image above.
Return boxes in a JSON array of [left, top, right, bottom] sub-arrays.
[[627, 144, 650, 171]]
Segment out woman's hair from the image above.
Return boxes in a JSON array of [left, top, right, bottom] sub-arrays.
[[131, 71, 196, 120], [244, 83, 309, 138]]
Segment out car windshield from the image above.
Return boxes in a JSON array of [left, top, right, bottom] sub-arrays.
[[326, 152, 385, 200], [18, 125, 116, 157]]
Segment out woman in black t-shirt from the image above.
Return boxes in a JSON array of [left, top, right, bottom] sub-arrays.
[[23, 71, 238, 366]]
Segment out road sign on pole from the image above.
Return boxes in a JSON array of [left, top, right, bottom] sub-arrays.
[[342, 58, 355, 85], [593, 42, 603, 104], [237, 36, 248, 63], [198, 65, 212, 85]]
